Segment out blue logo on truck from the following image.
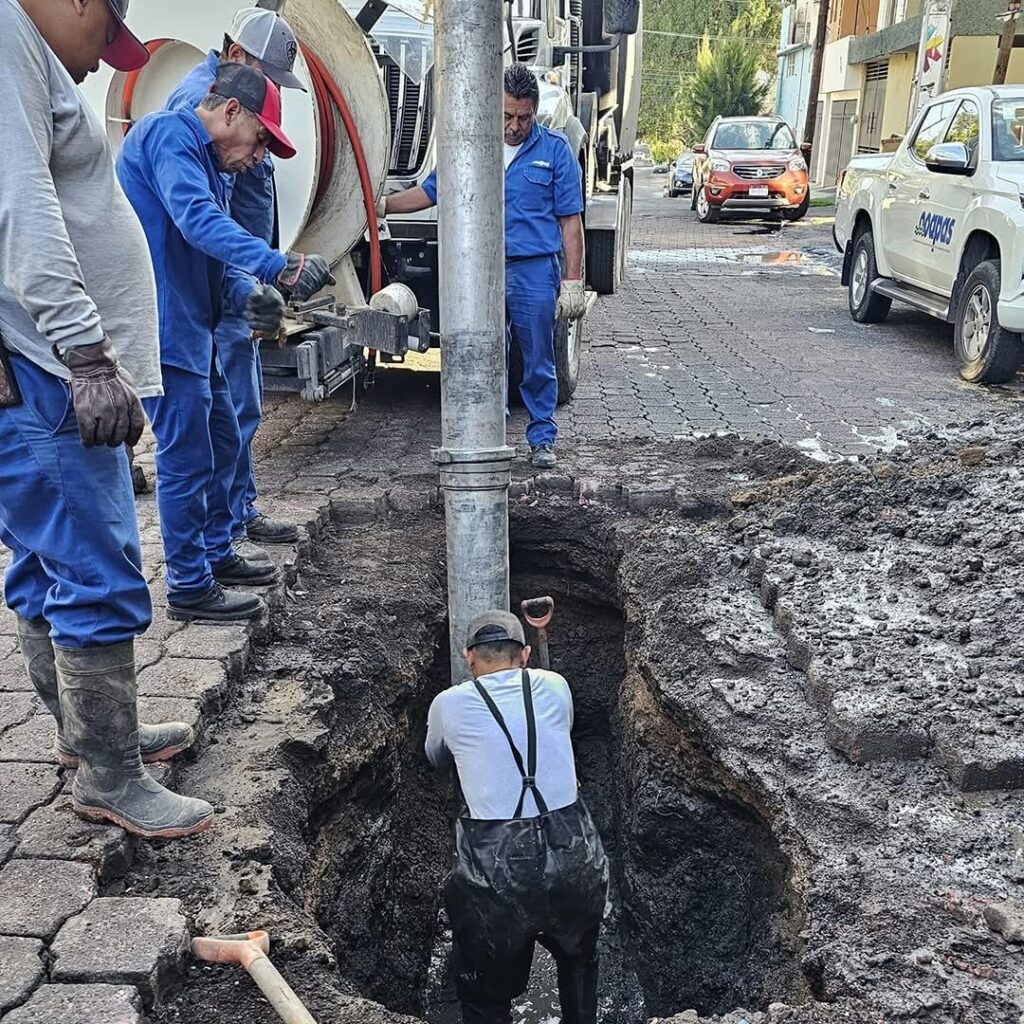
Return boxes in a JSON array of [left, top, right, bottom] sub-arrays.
[[914, 211, 955, 248]]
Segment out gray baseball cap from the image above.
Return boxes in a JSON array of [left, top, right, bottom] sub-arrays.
[[229, 8, 307, 92], [465, 610, 526, 650]]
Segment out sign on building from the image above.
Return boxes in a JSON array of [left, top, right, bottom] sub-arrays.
[[910, 0, 950, 119]]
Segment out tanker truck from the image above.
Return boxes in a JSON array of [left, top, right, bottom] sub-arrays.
[[78, 0, 642, 402]]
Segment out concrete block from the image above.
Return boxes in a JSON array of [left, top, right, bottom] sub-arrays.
[[0, 655, 32, 692], [625, 483, 677, 511], [0, 693, 35, 736], [0, 936, 44, 1012], [0, 763, 61, 824], [2, 984, 142, 1024], [533, 472, 574, 492], [0, 715, 56, 764], [16, 799, 132, 882], [161, 625, 249, 681], [0, 859, 95, 938], [51, 898, 188, 1006], [134, 697, 202, 738], [136, 658, 226, 705]]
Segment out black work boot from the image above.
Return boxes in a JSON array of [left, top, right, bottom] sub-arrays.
[[211, 553, 280, 588], [166, 583, 265, 623], [531, 444, 557, 469], [15, 615, 195, 768], [245, 512, 299, 544], [55, 641, 213, 840]]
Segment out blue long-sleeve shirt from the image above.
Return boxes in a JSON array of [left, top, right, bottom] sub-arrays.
[[164, 51, 276, 244], [116, 107, 287, 376]]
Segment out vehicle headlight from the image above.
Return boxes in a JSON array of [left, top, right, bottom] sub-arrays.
[[788, 156, 808, 172], [710, 157, 731, 173]]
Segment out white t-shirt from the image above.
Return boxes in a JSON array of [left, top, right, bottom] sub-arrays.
[[425, 667, 578, 820], [504, 142, 524, 169]]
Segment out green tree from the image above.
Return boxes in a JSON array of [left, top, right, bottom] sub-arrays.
[[679, 32, 769, 142]]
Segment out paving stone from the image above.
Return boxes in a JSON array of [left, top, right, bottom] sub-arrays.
[[136, 657, 226, 706], [0, 655, 31, 693], [51, 897, 188, 1006], [0, 693, 36, 736], [15, 798, 132, 882], [0, 936, 44, 1013], [135, 696, 202, 738], [624, 483, 677, 511], [0, 763, 61, 824], [0, 714, 56, 764], [0, 858, 95, 938], [2, 984, 142, 1024], [0, 826, 15, 866], [160, 626, 249, 681]]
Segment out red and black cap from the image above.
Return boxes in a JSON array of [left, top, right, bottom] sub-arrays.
[[101, 0, 150, 72], [210, 61, 296, 160]]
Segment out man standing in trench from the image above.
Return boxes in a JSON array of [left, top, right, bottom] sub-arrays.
[[164, 6, 308, 551], [382, 63, 587, 469], [425, 611, 608, 1024], [0, 0, 213, 838]]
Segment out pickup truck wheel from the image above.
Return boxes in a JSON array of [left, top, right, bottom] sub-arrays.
[[955, 260, 1022, 384], [696, 187, 720, 224], [849, 232, 891, 324]]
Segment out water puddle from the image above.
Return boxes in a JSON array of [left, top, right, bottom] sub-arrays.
[[630, 247, 838, 276]]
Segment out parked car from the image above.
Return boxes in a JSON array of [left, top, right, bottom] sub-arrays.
[[691, 115, 811, 223], [635, 143, 654, 167], [835, 86, 1024, 384], [652, 162, 670, 174], [668, 152, 694, 197]]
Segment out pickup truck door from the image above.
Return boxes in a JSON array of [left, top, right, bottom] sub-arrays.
[[918, 98, 981, 294], [882, 99, 958, 290]]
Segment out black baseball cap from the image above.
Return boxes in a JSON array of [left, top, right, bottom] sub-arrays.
[[210, 62, 296, 159], [465, 611, 526, 650], [101, 0, 150, 73]]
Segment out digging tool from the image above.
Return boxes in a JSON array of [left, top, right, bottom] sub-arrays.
[[521, 596, 555, 670], [191, 930, 318, 1024]]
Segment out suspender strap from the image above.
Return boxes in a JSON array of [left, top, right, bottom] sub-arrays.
[[471, 669, 550, 818]]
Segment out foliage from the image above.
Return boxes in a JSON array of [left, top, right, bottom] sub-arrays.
[[678, 32, 770, 142], [648, 139, 680, 163]]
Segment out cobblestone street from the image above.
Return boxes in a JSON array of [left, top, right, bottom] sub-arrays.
[[3, 170, 1024, 1023]]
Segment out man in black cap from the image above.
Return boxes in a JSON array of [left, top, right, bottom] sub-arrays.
[[425, 610, 609, 1024]]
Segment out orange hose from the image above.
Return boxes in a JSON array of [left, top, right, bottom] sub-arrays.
[[120, 38, 170, 135]]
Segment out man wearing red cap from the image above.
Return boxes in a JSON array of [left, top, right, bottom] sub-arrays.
[[116, 62, 334, 625], [0, 0, 214, 840]]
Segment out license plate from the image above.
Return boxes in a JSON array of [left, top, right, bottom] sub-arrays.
[[749, 186, 770, 198]]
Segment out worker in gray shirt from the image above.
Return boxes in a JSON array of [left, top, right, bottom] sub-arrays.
[[426, 610, 608, 1024], [0, 0, 212, 840]]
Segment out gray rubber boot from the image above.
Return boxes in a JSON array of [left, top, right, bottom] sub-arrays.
[[55, 641, 214, 839], [16, 616, 195, 769]]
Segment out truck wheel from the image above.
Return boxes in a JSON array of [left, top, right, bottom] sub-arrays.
[[955, 260, 1022, 384], [555, 317, 582, 404], [587, 230, 618, 295], [848, 231, 891, 324], [695, 187, 720, 224]]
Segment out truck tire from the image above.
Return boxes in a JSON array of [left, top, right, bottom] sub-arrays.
[[695, 186, 720, 224], [954, 260, 1022, 384], [848, 230, 891, 324], [555, 317, 582, 403], [587, 230, 618, 295]]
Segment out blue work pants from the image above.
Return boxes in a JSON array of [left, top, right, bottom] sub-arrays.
[[142, 359, 242, 602], [216, 313, 262, 536], [506, 254, 560, 448], [0, 354, 151, 647]]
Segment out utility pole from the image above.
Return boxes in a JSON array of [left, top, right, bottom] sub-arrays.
[[432, 0, 513, 680], [994, 0, 1022, 86], [802, 0, 831, 157]]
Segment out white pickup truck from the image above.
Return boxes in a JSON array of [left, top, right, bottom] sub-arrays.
[[834, 86, 1024, 383]]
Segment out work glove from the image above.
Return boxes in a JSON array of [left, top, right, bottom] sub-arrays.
[[375, 196, 387, 218], [245, 283, 287, 336], [555, 278, 586, 321], [59, 338, 146, 449], [277, 252, 336, 303]]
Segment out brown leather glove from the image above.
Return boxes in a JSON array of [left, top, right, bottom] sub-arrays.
[[59, 339, 146, 448]]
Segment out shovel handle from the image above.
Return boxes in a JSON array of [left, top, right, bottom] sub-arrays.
[[191, 931, 270, 967], [521, 596, 554, 629]]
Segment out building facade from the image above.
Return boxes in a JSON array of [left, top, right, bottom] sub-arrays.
[[775, 1, 819, 139]]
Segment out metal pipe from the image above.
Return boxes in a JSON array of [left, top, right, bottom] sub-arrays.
[[432, 0, 512, 681]]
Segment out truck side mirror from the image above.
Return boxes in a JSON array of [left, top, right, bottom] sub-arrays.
[[692, 143, 706, 154], [604, 0, 640, 35], [924, 142, 973, 175], [800, 142, 813, 156]]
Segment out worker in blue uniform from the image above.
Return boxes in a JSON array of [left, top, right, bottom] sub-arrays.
[[164, 7, 305, 548], [382, 63, 587, 469], [117, 62, 334, 623], [1, 0, 213, 840]]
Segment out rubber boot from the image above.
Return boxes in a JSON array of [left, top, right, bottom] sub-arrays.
[[55, 641, 214, 839], [555, 946, 600, 1024], [16, 616, 195, 769]]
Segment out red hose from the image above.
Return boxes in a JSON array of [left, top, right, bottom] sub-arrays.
[[300, 42, 383, 297]]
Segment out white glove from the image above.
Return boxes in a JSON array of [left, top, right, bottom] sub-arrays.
[[375, 196, 387, 218], [555, 279, 586, 321]]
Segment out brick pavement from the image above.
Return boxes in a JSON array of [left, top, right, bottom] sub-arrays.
[[3, 170, 1021, 1019]]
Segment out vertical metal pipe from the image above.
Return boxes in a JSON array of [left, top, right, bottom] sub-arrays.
[[432, 0, 513, 680]]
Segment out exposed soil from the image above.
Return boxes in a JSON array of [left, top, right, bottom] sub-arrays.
[[124, 421, 1024, 1024]]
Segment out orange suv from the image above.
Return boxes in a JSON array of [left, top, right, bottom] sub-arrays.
[[691, 115, 811, 223]]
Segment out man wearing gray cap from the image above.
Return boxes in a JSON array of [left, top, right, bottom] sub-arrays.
[[425, 610, 608, 1024], [164, 6, 309, 554]]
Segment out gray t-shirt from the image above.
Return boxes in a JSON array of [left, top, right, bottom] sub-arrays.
[[425, 667, 578, 819], [0, 0, 162, 396]]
